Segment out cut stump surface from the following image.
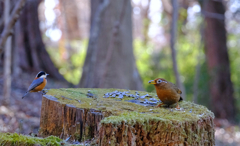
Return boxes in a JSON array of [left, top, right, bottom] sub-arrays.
[[39, 88, 215, 146]]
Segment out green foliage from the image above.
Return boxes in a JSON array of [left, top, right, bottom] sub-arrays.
[[46, 40, 87, 85], [228, 33, 240, 121]]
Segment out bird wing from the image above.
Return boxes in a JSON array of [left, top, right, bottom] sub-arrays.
[[168, 82, 182, 94], [27, 78, 44, 91], [175, 87, 182, 94]]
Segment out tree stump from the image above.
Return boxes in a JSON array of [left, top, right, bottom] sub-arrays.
[[39, 88, 215, 145]]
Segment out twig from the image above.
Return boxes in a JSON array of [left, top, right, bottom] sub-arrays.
[[99, 0, 128, 87], [0, 0, 26, 54], [202, 11, 225, 20]]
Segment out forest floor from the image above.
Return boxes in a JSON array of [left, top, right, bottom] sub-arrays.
[[0, 71, 240, 146]]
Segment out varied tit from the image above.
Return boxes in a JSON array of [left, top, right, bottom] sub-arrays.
[[22, 71, 49, 99], [149, 78, 183, 109]]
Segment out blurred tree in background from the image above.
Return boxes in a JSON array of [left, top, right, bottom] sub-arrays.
[[1, 0, 240, 122], [201, 0, 235, 121], [79, 0, 143, 90], [14, 0, 66, 81]]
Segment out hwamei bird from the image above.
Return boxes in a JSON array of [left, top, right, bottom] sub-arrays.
[[149, 78, 183, 109], [22, 71, 49, 99]]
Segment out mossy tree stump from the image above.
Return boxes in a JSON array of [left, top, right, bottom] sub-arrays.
[[39, 88, 215, 145]]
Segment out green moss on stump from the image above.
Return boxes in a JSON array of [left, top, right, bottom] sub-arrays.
[[0, 133, 62, 146], [101, 101, 214, 125], [46, 88, 214, 124]]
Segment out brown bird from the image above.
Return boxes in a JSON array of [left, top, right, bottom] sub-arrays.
[[149, 78, 183, 109]]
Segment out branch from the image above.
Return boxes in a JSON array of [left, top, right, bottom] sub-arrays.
[[202, 11, 225, 20], [0, 0, 26, 54]]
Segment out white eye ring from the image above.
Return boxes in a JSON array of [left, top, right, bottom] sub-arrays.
[[157, 79, 162, 84]]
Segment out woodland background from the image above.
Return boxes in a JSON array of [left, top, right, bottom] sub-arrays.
[[0, 0, 240, 145]]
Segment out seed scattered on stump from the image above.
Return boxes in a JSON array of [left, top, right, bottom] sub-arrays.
[[103, 90, 159, 106]]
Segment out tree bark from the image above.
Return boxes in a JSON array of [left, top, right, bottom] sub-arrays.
[[14, 0, 66, 81], [40, 95, 104, 141], [99, 117, 214, 146], [79, 0, 143, 90], [39, 88, 215, 145], [203, 0, 235, 121]]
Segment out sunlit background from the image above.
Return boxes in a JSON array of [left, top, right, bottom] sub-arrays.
[[39, 0, 240, 106]]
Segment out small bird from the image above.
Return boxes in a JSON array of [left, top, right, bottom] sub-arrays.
[[149, 78, 183, 109], [22, 71, 49, 99]]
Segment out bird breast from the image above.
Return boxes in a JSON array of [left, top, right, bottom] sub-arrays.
[[155, 87, 180, 105]]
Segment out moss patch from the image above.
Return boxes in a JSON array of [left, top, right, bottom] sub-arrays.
[[0, 132, 62, 146], [46, 88, 214, 125], [101, 101, 214, 125]]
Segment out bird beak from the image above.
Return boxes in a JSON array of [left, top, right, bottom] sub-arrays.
[[46, 74, 49, 76], [148, 80, 156, 84]]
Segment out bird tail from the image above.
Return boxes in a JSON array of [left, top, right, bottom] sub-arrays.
[[179, 96, 183, 102], [22, 92, 29, 99]]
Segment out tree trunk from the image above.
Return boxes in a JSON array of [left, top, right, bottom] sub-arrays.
[[79, 0, 143, 90], [203, 0, 235, 121], [39, 88, 215, 145], [12, 21, 20, 77], [14, 0, 66, 81], [3, 0, 12, 105]]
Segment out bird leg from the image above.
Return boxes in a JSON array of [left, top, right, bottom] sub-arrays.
[[41, 89, 47, 95], [175, 103, 180, 109], [156, 103, 164, 108]]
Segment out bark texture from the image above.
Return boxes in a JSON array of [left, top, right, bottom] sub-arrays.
[[99, 117, 215, 146], [203, 0, 235, 121], [79, 0, 143, 90], [40, 95, 104, 141], [14, 0, 66, 81]]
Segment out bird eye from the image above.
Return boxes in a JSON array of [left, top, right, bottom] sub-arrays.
[[157, 79, 162, 84]]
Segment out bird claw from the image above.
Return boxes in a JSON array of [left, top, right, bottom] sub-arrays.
[[41, 89, 48, 95], [175, 108, 183, 111]]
